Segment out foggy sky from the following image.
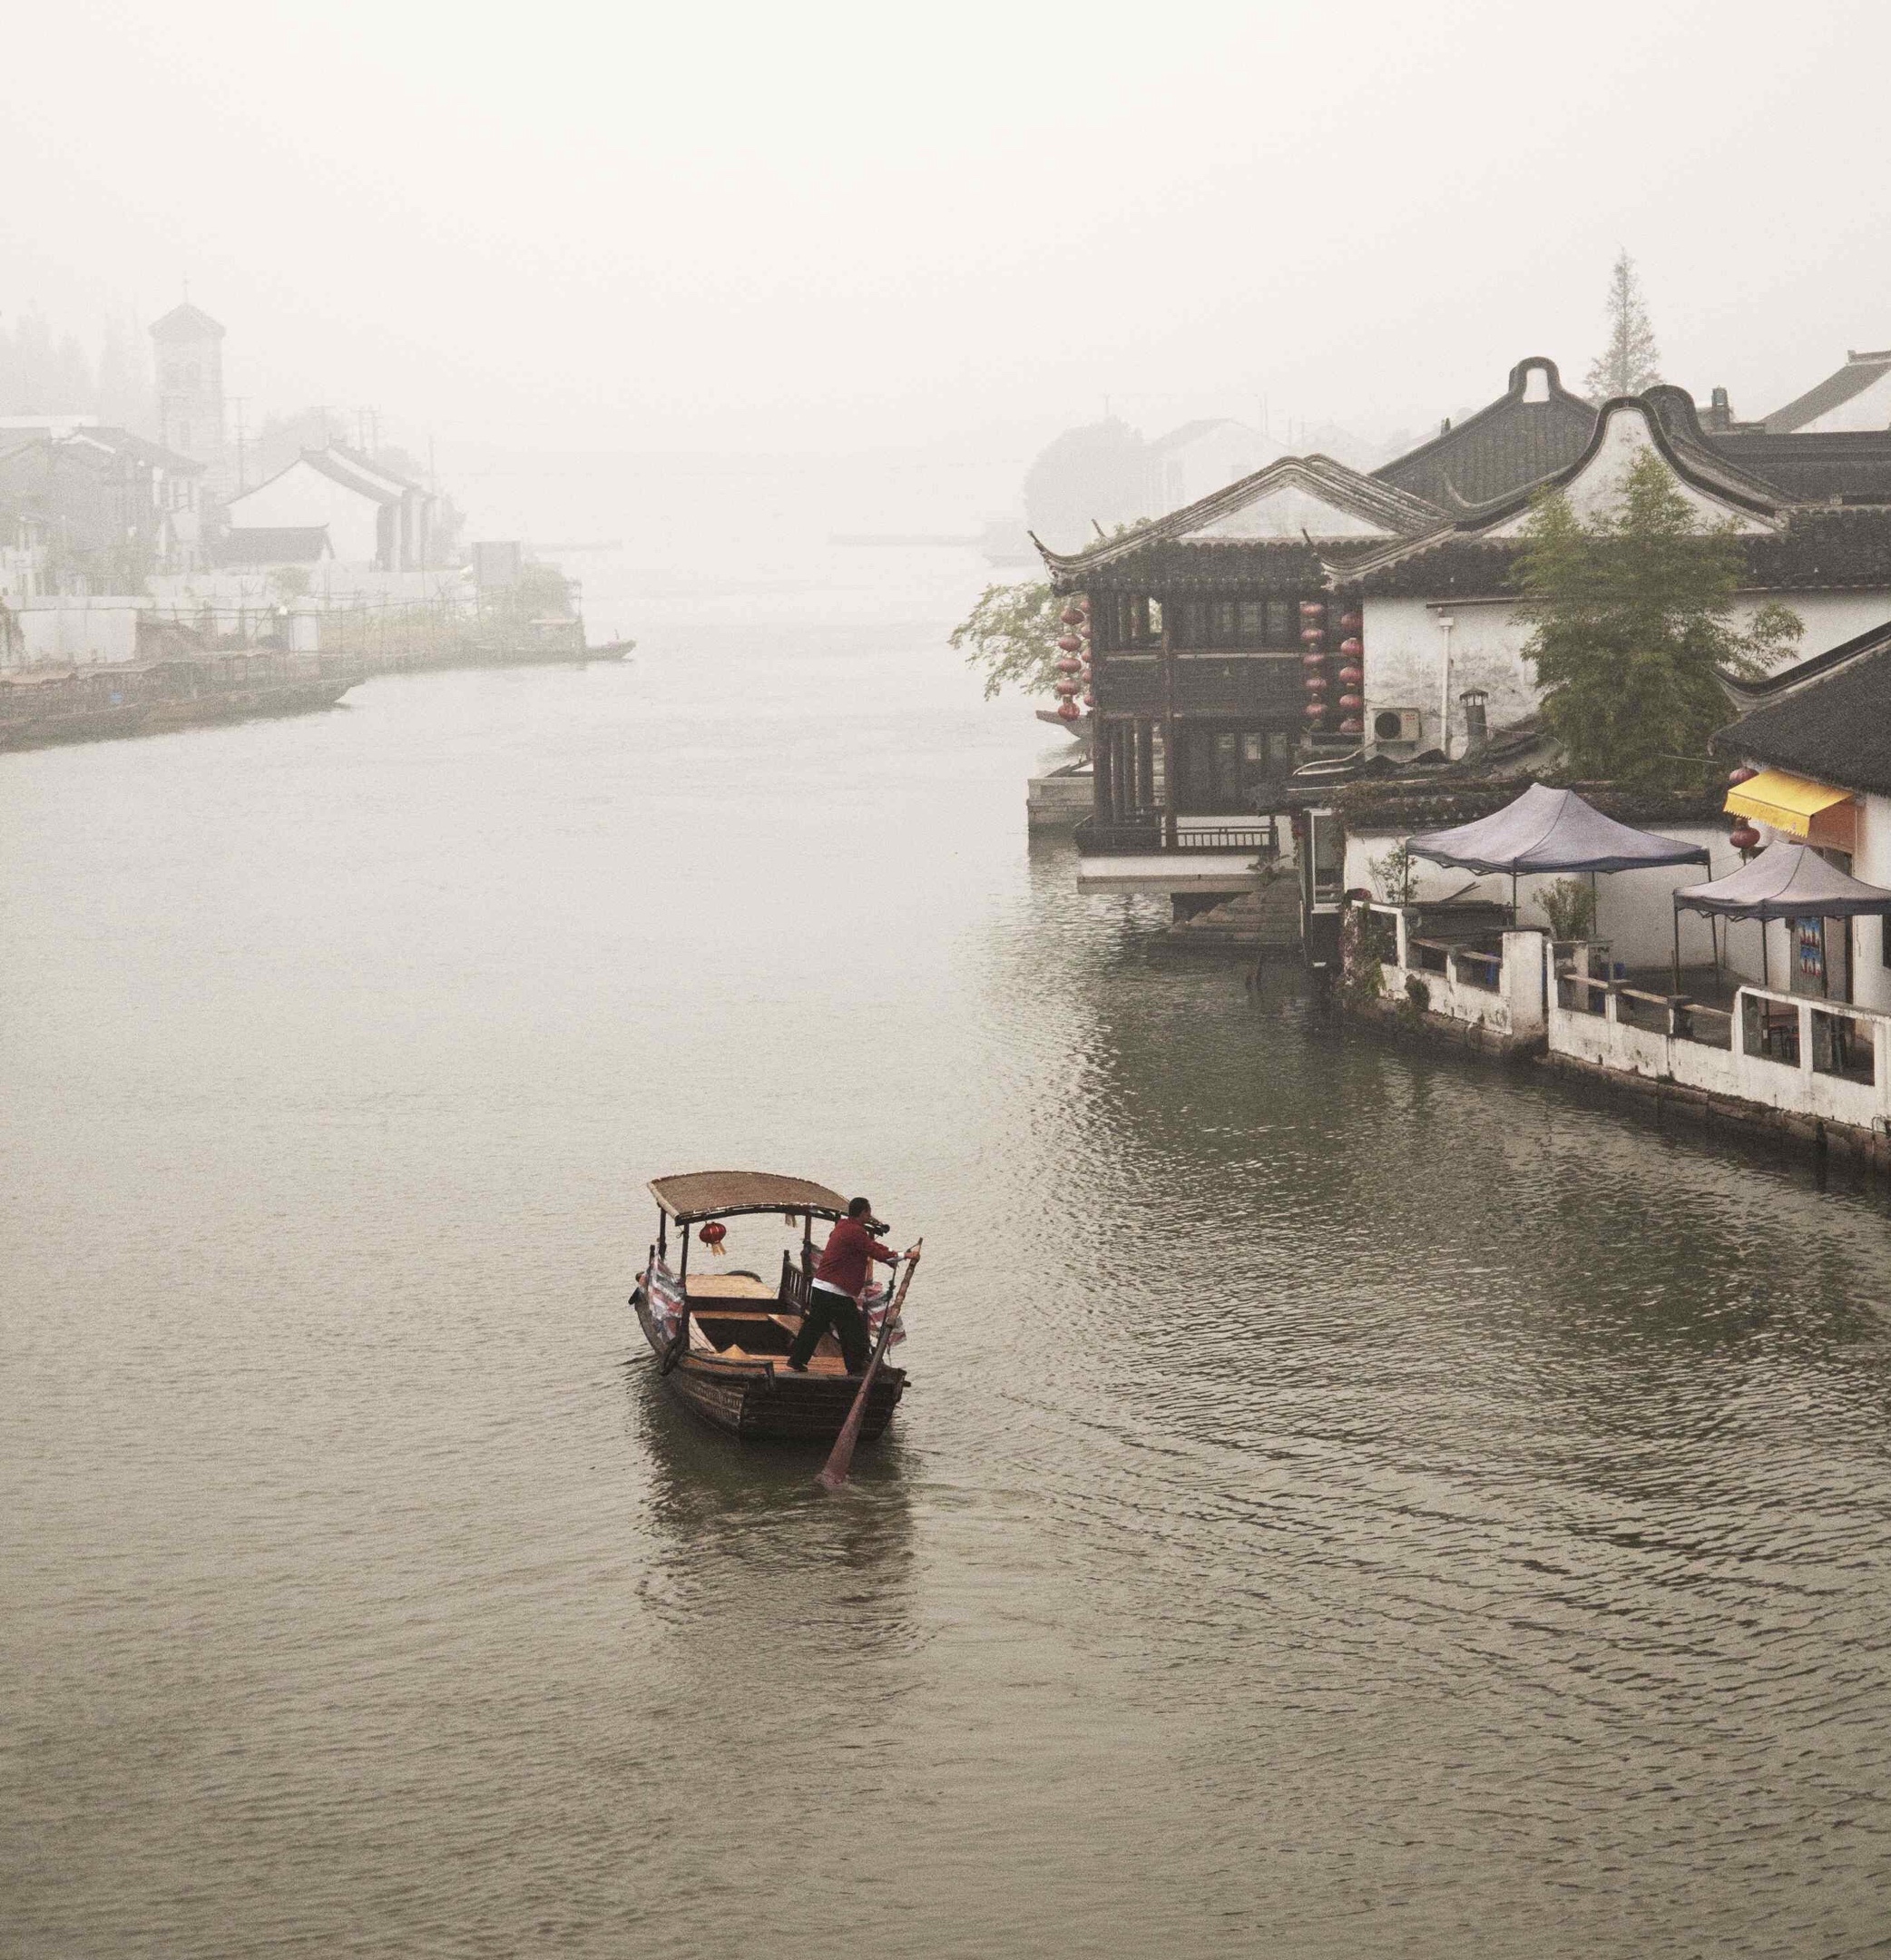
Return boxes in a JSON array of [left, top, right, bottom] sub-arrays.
[[6, 1, 1889, 459]]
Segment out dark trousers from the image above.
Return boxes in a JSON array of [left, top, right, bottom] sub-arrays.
[[789, 1287, 869, 1373]]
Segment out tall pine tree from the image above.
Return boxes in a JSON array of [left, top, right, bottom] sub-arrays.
[[1585, 250, 1661, 400]]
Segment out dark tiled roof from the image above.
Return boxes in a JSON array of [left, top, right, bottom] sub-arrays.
[[299, 449, 401, 504], [1343, 537, 1518, 597], [1704, 429, 1891, 501], [217, 526, 332, 566], [1038, 454, 1439, 590], [1742, 507, 1891, 588], [1059, 537, 1334, 594], [1711, 622, 1891, 795], [1764, 349, 1891, 434], [1373, 358, 1595, 511], [149, 302, 226, 343], [323, 439, 426, 495], [68, 426, 205, 473]]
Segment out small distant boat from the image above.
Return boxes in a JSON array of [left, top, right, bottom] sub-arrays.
[[630, 1171, 908, 1445], [583, 638, 635, 662]]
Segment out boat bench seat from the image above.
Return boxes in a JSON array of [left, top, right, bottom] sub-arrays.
[[685, 1273, 777, 1302]]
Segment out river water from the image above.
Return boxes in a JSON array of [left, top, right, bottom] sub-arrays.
[[7, 487, 1891, 1957]]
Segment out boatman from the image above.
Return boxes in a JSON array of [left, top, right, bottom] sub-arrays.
[[787, 1198, 912, 1375]]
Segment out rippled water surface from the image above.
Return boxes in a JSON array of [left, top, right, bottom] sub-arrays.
[[7, 518, 1891, 1957]]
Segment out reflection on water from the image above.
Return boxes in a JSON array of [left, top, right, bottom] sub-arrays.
[[5, 535, 1891, 1956]]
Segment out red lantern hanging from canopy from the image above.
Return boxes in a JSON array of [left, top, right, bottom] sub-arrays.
[[1301, 652, 1328, 671], [1053, 678, 1080, 698], [700, 1220, 728, 1259], [1299, 601, 1325, 619], [1304, 672, 1329, 694], [1082, 691, 1095, 709], [1057, 634, 1083, 652], [1060, 604, 1083, 625], [1337, 716, 1363, 736], [1300, 627, 1326, 648], [1056, 654, 1082, 674], [1337, 693, 1364, 713], [1056, 698, 1082, 721], [1339, 611, 1361, 631], [1728, 765, 1758, 786], [1302, 701, 1327, 721], [1729, 821, 1761, 853], [1337, 664, 1363, 686], [1339, 637, 1363, 658]]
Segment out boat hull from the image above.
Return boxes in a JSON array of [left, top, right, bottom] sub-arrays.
[[632, 1287, 905, 1445]]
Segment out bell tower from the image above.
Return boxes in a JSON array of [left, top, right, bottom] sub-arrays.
[[149, 300, 229, 499]]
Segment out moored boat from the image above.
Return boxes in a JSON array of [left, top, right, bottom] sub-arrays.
[[630, 1171, 907, 1445]]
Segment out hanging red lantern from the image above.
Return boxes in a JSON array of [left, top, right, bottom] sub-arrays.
[[1337, 664, 1363, 686], [1339, 611, 1361, 631], [1082, 691, 1095, 709], [1060, 605, 1083, 625], [1729, 821, 1761, 853], [1056, 698, 1082, 721], [700, 1220, 728, 1258], [1304, 672, 1329, 694], [1056, 634, 1083, 653], [1337, 716, 1364, 736], [1339, 637, 1363, 658], [1300, 627, 1326, 648], [1337, 693, 1364, 712], [1302, 701, 1328, 721], [1728, 765, 1757, 785], [1301, 652, 1328, 671], [1298, 601, 1326, 619], [1053, 678, 1080, 697], [1056, 654, 1082, 674]]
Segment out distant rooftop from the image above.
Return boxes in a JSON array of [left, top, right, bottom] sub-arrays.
[[1764, 348, 1891, 434], [149, 302, 226, 343]]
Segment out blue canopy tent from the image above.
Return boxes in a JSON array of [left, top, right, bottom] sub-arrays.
[[1406, 782, 1710, 932]]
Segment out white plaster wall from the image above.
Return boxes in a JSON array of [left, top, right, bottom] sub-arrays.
[[225, 462, 385, 564], [1734, 592, 1891, 662], [15, 597, 147, 664], [1796, 369, 1891, 433], [1359, 596, 1534, 750], [1361, 593, 1891, 758]]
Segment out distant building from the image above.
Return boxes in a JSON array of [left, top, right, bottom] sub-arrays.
[[150, 303, 230, 498], [1145, 420, 1280, 513], [0, 426, 207, 595], [223, 444, 435, 571], [1765, 349, 1891, 433]]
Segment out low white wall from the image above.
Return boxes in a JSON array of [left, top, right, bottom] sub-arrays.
[[13, 597, 149, 666], [1548, 982, 1888, 1131], [1367, 906, 1547, 1039]]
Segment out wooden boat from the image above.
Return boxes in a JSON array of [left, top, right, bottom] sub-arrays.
[[630, 1170, 906, 1445]]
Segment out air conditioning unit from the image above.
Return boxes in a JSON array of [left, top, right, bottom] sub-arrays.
[[1371, 706, 1424, 750]]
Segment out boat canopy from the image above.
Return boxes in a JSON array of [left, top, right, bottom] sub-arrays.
[[1672, 840, 1891, 922], [648, 1171, 849, 1224], [1407, 782, 1710, 876]]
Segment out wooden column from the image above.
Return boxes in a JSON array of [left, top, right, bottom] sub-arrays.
[[1092, 720, 1114, 826], [1160, 599, 1178, 847]]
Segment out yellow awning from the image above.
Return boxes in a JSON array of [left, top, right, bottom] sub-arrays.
[[1726, 768, 1854, 840]]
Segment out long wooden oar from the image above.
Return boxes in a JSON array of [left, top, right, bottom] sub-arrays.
[[817, 1239, 921, 1493]]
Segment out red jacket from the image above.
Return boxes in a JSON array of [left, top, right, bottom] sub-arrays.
[[814, 1216, 897, 1298]]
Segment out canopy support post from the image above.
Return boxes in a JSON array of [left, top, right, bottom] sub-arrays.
[[1672, 900, 1681, 995], [1761, 917, 1769, 992]]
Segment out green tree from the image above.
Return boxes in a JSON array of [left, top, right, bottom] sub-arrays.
[[1514, 449, 1801, 785], [950, 579, 1063, 700], [1585, 249, 1661, 399]]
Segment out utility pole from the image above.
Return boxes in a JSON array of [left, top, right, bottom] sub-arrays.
[[230, 397, 249, 493]]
